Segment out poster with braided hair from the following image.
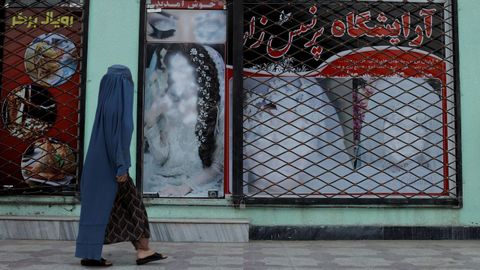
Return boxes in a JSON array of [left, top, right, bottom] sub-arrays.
[[142, 5, 226, 197]]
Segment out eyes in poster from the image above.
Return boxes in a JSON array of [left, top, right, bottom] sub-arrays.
[[147, 10, 226, 43]]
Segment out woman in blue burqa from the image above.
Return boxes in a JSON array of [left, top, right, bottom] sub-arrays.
[[75, 65, 167, 267]]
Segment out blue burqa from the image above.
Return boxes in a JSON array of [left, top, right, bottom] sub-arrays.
[[75, 65, 134, 260]]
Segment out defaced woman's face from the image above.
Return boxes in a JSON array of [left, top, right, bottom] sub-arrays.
[[166, 53, 198, 124]]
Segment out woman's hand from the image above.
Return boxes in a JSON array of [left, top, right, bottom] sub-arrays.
[[116, 173, 128, 183]]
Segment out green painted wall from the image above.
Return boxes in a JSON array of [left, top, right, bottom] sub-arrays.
[[1, 0, 480, 227], [84, 0, 141, 179]]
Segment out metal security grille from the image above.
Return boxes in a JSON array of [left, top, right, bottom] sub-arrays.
[[233, 0, 460, 205], [0, 0, 88, 195]]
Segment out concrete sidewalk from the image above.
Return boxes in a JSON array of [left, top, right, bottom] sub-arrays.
[[0, 240, 479, 269]]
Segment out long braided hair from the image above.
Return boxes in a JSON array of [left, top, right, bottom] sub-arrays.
[[156, 44, 220, 168]]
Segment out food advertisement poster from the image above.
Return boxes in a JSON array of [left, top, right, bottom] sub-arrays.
[[239, 1, 456, 198], [142, 1, 227, 197], [0, 7, 83, 193]]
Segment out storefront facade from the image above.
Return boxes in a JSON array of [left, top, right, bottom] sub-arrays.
[[1, 0, 480, 241]]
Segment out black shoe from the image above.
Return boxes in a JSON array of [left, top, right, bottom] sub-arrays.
[[80, 257, 113, 267], [136, 252, 168, 265]]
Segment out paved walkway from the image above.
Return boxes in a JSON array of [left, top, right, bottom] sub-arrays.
[[0, 240, 479, 269]]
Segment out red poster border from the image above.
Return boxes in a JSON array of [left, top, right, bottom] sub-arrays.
[[238, 46, 451, 198]]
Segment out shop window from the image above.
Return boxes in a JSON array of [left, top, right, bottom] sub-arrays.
[[139, 0, 228, 198], [0, 0, 88, 195], [233, 0, 460, 205]]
